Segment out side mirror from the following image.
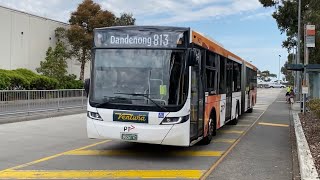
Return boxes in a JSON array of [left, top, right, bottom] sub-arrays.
[[84, 78, 90, 97], [188, 49, 200, 66]]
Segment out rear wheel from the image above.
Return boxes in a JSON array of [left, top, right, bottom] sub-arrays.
[[201, 116, 216, 145], [229, 105, 239, 125], [247, 108, 253, 113]]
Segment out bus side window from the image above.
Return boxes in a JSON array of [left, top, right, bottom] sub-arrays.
[[205, 51, 217, 95], [219, 56, 226, 94], [233, 62, 241, 92]]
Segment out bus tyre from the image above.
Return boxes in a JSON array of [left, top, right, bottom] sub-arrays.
[[201, 118, 216, 145], [247, 108, 253, 113], [229, 105, 239, 125]]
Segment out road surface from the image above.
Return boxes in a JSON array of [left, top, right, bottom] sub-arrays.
[[0, 88, 293, 179]]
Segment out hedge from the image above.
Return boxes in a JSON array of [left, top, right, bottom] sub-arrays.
[[0, 69, 83, 90]]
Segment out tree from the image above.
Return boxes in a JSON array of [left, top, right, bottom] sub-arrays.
[[281, 54, 295, 85], [36, 34, 69, 80], [259, 0, 320, 64], [115, 13, 136, 26], [269, 73, 277, 78], [63, 0, 135, 80], [260, 70, 277, 81]]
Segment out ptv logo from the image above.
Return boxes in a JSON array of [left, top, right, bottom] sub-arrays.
[[124, 125, 135, 132]]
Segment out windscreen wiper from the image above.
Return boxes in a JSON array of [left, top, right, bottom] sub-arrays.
[[114, 93, 167, 111], [96, 96, 131, 108]]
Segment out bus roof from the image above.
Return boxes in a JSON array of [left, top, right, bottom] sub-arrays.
[[191, 30, 257, 71], [95, 25, 189, 31]]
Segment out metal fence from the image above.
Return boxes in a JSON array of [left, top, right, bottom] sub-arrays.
[[0, 89, 87, 117]]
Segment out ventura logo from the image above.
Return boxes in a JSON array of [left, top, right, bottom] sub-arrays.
[[113, 111, 148, 123]]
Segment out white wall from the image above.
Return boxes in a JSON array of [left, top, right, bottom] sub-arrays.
[[0, 6, 90, 79]]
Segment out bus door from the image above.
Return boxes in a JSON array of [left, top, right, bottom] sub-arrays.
[[225, 60, 233, 121], [190, 50, 204, 141]]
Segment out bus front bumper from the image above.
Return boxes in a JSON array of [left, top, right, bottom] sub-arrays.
[[87, 118, 190, 146]]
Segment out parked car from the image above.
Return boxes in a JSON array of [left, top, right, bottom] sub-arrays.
[[266, 83, 286, 88]]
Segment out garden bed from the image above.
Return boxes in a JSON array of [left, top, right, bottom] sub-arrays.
[[299, 112, 320, 174]]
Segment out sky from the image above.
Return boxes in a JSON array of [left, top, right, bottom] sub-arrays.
[[0, 0, 289, 78]]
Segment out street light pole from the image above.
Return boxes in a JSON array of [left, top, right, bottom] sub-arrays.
[[296, 0, 302, 103], [279, 55, 281, 82]]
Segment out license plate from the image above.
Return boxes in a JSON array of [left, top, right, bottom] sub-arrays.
[[121, 133, 138, 141]]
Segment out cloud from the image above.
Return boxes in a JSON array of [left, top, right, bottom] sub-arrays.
[[99, 0, 263, 25], [240, 10, 273, 21], [0, 0, 75, 22], [0, 0, 264, 24]]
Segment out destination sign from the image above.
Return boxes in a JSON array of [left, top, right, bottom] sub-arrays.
[[94, 28, 187, 48]]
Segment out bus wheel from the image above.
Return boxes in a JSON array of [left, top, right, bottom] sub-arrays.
[[201, 117, 216, 145], [229, 105, 239, 125], [247, 108, 253, 113]]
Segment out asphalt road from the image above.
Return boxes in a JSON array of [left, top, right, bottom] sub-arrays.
[[0, 88, 288, 179]]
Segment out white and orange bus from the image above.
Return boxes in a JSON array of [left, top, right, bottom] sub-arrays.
[[85, 26, 257, 146]]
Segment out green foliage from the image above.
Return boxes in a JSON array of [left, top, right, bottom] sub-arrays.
[[58, 74, 84, 89], [59, 0, 135, 80], [0, 69, 82, 90], [307, 99, 320, 118], [115, 13, 136, 26], [259, 0, 320, 64], [0, 72, 10, 90], [0, 69, 30, 90], [281, 54, 295, 85], [30, 76, 59, 90], [269, 73, 277, 78], [36, 42, 68, 80]]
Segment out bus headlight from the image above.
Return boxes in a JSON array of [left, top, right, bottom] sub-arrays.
[[87, 111, 102, 121], [161, 115, 189, 125]]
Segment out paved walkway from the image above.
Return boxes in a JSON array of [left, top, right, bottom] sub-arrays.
[[208, 90, 295, 180]]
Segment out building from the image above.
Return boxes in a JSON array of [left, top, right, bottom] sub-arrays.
[[0, 5, 90, 79]]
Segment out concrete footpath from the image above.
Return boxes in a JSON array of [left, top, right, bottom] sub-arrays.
[[207, 91, 297, 180]]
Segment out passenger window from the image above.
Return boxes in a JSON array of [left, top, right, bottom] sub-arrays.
[[205, 52, 217, 94], [219, 56, 226, 94], [233, 62, 241, 92]]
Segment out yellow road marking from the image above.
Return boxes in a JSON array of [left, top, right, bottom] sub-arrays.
[[1, 140, 111, 171], [236, 124, 251, 127], [240, 119, 254, 122], [0, 170, 204, 179], [65, 150, 223, 157], [258, 122, 289, 127], [243, 115, 257, 118], [200, 103, 270, 179], [212, 139, 236, 143], [219, 130, 244, 134]]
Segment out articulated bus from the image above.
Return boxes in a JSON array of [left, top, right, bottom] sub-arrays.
[[86, 26, 257, 146]]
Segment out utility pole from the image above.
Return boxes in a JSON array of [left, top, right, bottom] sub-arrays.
[[296, 0, 302, 104], [279, 55, 281, 82]]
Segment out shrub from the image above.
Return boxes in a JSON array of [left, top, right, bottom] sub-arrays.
[[0, 69, 30, 89], [307, 99, 320, 118], [58, 74, 84, 89], [13, 68, 38, 81], [61, 80, 84, 89], [0, 72, 10, 90], [30, 76, 59, 90], [0, 69, 84, 90]]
